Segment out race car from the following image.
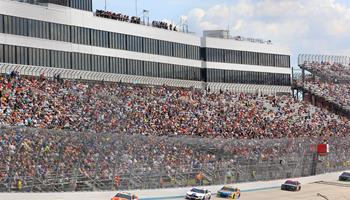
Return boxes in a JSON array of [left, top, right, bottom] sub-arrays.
[[281, 180, 301, 191], [217, 186, 241, 199], [339, 172, 350, 181], [185, 188, 212, 200], [111, 192, 138, 200]]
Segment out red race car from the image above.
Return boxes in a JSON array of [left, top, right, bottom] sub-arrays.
[[111, 192, 138, 200]]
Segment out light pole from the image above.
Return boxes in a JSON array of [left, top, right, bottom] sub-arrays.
[[135, 0, 138, 16], [104, 0, 107, 11]]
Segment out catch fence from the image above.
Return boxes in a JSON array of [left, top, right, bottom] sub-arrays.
[[0, 126, 349, 192]]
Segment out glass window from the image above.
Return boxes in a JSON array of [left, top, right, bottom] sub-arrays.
[[116, 33, 126, 50], [3, 15, 9, 34], [38, 21, 43, 38], [118, 58, 127, 74], [0, 44, 3, 63], [91, 29, 96, 46], [4, 45, 16, 63], [144, 61, 158, 77], [0, 15, 3, 33], [159, 63, 174, 78], [189, 67, 200, 81], [109, 32, 116, 49], [9, 16, 15, 35], [128, 59, 141, 75]]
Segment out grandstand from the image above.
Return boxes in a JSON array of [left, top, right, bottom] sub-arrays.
[[0, 0, 291, 94], [0, 0, 349, 195], [294, 54, 350, 118]]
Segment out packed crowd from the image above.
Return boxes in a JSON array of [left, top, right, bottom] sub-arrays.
[[152, 21, 177, 31], [95, 9, 177, 31], [303, 81, 350, 111], [96, 10, 134, 23], [0, 72, 348, 139], [301, 62, 350, 82], [298, 61, 350, 112], [0, 72, 349, 191]]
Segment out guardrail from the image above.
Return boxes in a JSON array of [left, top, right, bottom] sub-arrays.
[[0, 62, 203, 89], [0, 63, 290, 94], [298, 54, 350, 66]]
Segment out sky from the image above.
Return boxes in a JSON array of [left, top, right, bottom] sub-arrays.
[[92, 0, 350, 67]]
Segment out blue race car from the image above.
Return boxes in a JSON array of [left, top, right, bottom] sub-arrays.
[[217, 186, 241, 199], [339, 172, 350, 181]]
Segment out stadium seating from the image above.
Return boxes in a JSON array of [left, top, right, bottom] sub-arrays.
[[300, 62, 350, 83], [299, 62, 350, 112], [0, 72, 347, 138], [0, 71, 349, 191]]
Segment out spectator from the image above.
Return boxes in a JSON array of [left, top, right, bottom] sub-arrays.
[[0, 72, 348, 191]]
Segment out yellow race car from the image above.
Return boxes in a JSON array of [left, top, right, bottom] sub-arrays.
[[217, 186, 241, 199]]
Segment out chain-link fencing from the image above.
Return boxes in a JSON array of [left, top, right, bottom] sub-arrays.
[[0, 126, 349, 192]]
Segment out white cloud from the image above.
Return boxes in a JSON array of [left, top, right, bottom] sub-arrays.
[[183, 0, 350, 65]]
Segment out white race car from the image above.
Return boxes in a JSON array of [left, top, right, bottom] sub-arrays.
[[185, 188, 212, 200]]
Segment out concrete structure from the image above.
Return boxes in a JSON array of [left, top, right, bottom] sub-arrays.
[[0, 0, 291, 93]]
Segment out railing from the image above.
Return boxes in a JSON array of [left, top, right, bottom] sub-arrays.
[[0, 126, 349, 192], [298, 54, 350, 66], [0, 63, 290, 94], [0, 63, 203, 89]]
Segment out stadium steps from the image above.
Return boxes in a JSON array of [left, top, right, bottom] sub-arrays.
[[77, 180, 93, 191], [301, 153, 317, 177], [201, 167, 214, 184], [128, 175, 143, 189]]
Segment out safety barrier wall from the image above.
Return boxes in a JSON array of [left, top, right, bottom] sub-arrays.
[[0, 170, 348, 200]]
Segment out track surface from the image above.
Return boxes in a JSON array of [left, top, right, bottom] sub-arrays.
[[206, 181, 350, 200], [0, 181, 349, 200]]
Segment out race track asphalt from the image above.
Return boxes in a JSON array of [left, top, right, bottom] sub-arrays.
[[199, 181, 350, 200]]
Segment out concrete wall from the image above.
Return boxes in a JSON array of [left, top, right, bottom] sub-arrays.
[[0, 170, 347, 200]]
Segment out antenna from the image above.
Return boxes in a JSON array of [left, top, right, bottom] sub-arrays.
[[143, 9, 150, 25], [104, 0, 107, 11], [180, 16, 188, 33]]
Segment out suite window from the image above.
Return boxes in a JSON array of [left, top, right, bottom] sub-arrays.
[[144, 61, 158, 77], [150, 39, 158, 54], [117, 33, 127, 50], [3, 15, 12, 34], [117, 58, 127, 74], [4, 45, 16, 64], [91, 55, 99, 72], [0, 44, 4, 63], [0, 15, 3, 33], [159, 63, 174, 79], [128, 59, 143, 75], [189, 67, 200, 81]]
